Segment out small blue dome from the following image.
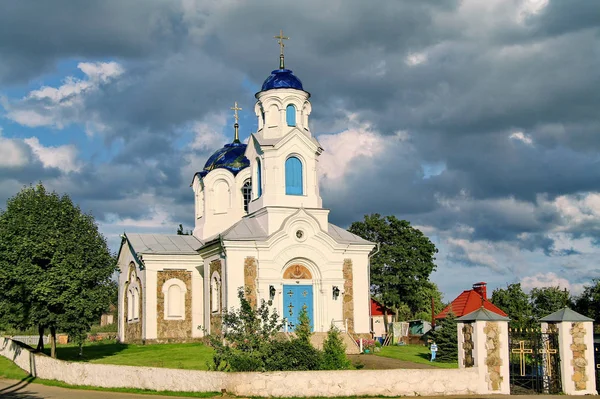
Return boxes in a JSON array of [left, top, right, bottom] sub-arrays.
[[261, 69, 304, 91], [197, 141, 249, 178]]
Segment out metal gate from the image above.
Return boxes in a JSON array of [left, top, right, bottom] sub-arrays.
[[509, 328, 561, 394]]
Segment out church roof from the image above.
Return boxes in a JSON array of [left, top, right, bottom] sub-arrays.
[[195, 141, 250, 179], [327, 223, 372, 244], [125, 233, 202, 255], [260, 68, 304, 92]]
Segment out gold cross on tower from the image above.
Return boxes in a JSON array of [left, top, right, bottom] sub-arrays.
[[274, 29, 289, 69], [230, 101, 242, 143], [539, 340, 558, 377], [512, 341, 533, 376]]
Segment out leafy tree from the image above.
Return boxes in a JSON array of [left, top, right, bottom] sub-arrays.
[[433, 311, 457, 362], [573, 279, 600, 323], [530, 286, 571, 320], [412, 281, 445, 322], [0, 183, 116, 358], [349, 214, 438, 324], [176, 224, 191, 235], [490, 283, 533, 329], [321, 326, 351, 370]]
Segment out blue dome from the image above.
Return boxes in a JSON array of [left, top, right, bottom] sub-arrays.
[[261, 68, 304, 91], [197, 141, 250, 178]]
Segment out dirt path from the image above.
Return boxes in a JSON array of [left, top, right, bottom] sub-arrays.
[[348, 354, 435, 369]]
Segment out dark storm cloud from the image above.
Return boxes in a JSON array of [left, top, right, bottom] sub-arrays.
[[1, 0, 600, 276]]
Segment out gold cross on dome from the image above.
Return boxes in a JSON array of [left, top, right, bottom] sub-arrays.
[[538, 340, 558, 377], [274, 29, 289, 56], [230, 101, 242, 124], [512, 341, 533, 376]]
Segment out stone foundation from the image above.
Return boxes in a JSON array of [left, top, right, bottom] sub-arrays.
[[484, 322, 502, 391], [342, 259, 354, 333], [570, 322, 588, 391], [244, 257, 257, 308], [156, 270, 192, 339]]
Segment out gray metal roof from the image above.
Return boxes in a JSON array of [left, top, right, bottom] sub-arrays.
[[539, 307, 594, 322], [125, 233, 202, 255], [221, 217, 268, 241], [327, 223, 372, 244], [457, 307, 511, 322]]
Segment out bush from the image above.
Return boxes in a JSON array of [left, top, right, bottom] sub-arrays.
[[321, 327, 351, 370], [433, 311, 458, 362], [265, 339, 322, 371]]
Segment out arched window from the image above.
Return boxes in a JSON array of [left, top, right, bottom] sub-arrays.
[[242, 179, 252, 212], [214, 180, 230, 214], [286, 104, 296, 127], [132, 288, 140, 320], [256, 158, 262, 197], [127, 289, 133, 321], [162, 278, 187, 320], [211, 273, 221, 313], [285, 156, 303, 195]]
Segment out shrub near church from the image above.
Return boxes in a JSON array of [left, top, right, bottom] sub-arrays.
[[203, 288, 350, 371]]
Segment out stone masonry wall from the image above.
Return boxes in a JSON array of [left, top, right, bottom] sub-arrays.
[[244, 257, 257, 308], [342, 259, 354, 333], [156, 270, 192, 339], [463, 323, 475, 367], [484, 322, 503, 391], [2, 337, 482, 397], [570, 322, 588, 391], [124, 262, 143, 342], [210, 260, 222, 335]]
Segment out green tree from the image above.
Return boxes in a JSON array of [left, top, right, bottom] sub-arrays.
[[348, 214, 438, 324], [0, 183, 116, 358], [490, 283, 533, 329], [573, 279, 600, 323], [176, 224, 191, 235], [433, 311, 457, 362], [295, 305, 312, 344], [321, 326, 351, 370], [530, 286, 571, 320]]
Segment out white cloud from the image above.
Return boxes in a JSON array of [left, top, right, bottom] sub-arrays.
[[0, 127, 30, 168], [521, 272, 584, 294], [23, 137, 81, 173], [3, 61, 124, 131], [189, 113, 228, 151], [517, 0, 549, 23], [510, 131, 534, 145], [317, 114, 387, 182], [405, 52, 427, 66]]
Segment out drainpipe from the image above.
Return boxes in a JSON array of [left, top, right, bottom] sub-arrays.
[[368, 243, 380, 336]]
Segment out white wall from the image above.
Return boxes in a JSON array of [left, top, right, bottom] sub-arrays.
[[2, 337, 483, 397]]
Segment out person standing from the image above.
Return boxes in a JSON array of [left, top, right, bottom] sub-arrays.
[[430, 341, 438, 361]]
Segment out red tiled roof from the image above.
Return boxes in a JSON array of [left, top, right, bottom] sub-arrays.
[[371, 298, 395, 316], [435, 290, 507, 319]]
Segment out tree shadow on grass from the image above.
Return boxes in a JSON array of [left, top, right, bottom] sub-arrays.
[[42, 341, 128, 362], [417, 352, 431, 361]]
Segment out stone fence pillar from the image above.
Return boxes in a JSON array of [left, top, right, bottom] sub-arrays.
[[457, 308, 510, 394], [540, 308, 597, 395]]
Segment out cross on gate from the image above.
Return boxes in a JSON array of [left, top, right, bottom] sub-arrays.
[[287, 290, 294, 297], [512, 340, 533, 376], [302, 290, 308, 297], [288, 302, 294, 316], [538, 340, 558, 377]]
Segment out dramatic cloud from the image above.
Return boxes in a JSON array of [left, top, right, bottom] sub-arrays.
[[1, 0, 599, 298]]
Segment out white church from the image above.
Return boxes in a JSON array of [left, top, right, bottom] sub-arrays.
[[117, 38, 375, 343]]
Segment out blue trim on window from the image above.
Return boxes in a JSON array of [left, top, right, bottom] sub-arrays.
[[286, 104, 296, 127], [256, 158, 262, 197], [285, 156, 303, 195]]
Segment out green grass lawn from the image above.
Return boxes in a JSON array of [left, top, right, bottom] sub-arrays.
[[42, 340, 215, 370], [376, 344, 458, 369], [0, 355, 29, 380]]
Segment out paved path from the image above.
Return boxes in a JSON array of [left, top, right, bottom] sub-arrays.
[[1, 378, 598, 399], [0, 378, 213, 399]]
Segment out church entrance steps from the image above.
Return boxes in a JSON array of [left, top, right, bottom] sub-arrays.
[[309, 332, 361, 355]]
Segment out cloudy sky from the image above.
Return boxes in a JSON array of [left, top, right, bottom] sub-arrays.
[[1, 0, 599, 300]]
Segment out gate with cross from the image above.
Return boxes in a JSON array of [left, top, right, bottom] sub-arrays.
[[509, 327, 561, 394]]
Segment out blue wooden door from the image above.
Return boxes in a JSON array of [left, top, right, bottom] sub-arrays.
[[283, 285, 313, 332]]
